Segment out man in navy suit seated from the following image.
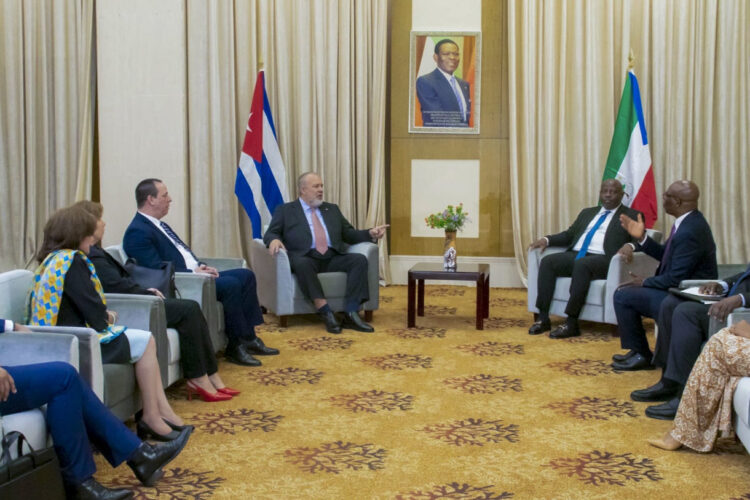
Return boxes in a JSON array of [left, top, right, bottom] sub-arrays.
[[123, 178, 279, 367], [415, 38, 471, 127], [611, 180, 717, 372]]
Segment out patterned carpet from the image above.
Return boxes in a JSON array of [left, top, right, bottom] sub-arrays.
[[94, 286, 750, 499]]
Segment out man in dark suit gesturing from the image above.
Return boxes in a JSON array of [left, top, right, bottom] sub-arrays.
[[611, 180, 717, 371], [528, 179, 640, 339], [416, 39, 471, 127], [123, 178, 279, 367], [630, 263, 750, 419], [264, 172, 388, 334]]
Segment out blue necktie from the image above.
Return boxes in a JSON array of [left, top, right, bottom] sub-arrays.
[[575, 211, 611, 260], [160, 221, 200, 262], [656, 224, 677, 275], [729, 266, 750, 296], [450, 76, 465, 120]]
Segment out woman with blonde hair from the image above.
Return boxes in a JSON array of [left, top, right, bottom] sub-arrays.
[[30, 206, 189, 440]]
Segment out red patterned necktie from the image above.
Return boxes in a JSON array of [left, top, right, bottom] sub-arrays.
[[311, 209, 329, 255]]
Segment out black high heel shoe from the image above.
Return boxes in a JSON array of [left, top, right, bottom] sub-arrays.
[[136, 419, 181, 442], [135, 410, 194, 436]]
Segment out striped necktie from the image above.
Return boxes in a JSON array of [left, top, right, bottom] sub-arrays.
[[450, 76, 466, 120], [575, 211, 611, 260], [160, 221, 200, 262]]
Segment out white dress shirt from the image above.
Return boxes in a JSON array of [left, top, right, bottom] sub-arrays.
[[138, 211, 200, 271]]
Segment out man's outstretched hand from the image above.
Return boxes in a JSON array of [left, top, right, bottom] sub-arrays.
[[620, 212, 646, 240], [369, 224, 389, 240]]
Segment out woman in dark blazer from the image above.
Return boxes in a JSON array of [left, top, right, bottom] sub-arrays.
[[29, 206, 187, 441], [74, 201, 238, 403]]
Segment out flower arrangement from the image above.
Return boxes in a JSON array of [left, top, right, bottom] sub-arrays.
[[425, 203, 469, 232]]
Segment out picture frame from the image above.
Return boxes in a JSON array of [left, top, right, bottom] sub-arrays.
[[409, 31, 481, 134]]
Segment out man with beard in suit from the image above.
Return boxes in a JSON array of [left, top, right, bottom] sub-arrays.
[[263, 172, 388, 334]]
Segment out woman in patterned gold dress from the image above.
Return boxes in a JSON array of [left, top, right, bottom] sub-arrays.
[[649, 319, 750, 451]]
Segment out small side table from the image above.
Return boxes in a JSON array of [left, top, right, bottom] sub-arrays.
[[407, 262, 490, 330]]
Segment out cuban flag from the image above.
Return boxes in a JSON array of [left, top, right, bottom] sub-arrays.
[[235, 71, 289, 237]]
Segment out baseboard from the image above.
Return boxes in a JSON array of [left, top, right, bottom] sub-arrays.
[[389, 255, 525, 287]]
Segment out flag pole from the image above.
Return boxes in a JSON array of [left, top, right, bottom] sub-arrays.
[[627, 49, 635, 71]]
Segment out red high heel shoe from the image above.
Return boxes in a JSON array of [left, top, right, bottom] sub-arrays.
[[186, 381, 232, 402], [217, 387, 241, 396]]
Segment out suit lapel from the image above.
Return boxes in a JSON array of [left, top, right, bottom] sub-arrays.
[[294, 199, 313, 248]]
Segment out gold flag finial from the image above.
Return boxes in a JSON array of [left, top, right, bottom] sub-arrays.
[[627, 49, 635, 71], [258, 57, 264, 71]]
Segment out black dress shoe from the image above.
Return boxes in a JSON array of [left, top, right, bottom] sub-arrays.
[[341, 312, 375, 332], [244, 337, 280, 356], [611, 353, 655, 371], [319, 310, 342, 334], [225, 344, 262, 366], [528, 320, 551, 335], [631, 379, 680, 402], [645, 396, 680, 420], [127, 428, 191, 486], [549, 323, 580, 339], [137, 419, 181, 442], [612, 349, 637, 362], [66, 478, 133, 500]]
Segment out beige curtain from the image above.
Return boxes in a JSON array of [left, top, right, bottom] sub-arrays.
[[185, 0, 391, 282], [0, 0, 95, 270], [508, 0, 750, 282]]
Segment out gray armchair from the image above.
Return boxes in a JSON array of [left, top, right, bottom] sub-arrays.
[[0, 332, 79, 458], [249, 238, 379, 326], [527, 229, 663, 325], [0, 269, 137, 421], [104, 245, 238, 353]]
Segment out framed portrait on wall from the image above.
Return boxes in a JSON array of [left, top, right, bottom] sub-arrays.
[[409, 31, 481, 134]]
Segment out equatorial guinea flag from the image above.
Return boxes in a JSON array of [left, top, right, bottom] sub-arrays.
[[602, 70, 658, 228], [235, 70, 289, 238]]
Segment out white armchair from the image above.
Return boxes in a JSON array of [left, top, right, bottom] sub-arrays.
[[250, 239, 379, 327], [527, 229, 663, 325]]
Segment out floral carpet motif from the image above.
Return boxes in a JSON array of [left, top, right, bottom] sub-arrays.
[[546, 450, 662, 486], [359, 353, 433, 370], [246, 366, 324, 386], [327, 389, 414, 413], [386, 326, 447, 339], [443, 374, 523, 394], [286, 336, 355, 351], [104, 467, 224, 499], [545, 358, 614, 376], [455, 341, 524, 357], [420, 417, 519, 446], [394, 482, 514, 499], [545, 397, 639, 421], [190, 408, 283, 434], [91, 285, 750, 498], [283, 441, 387, 474]]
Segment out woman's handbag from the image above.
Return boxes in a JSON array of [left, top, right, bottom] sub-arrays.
[[0, 429, 65, 499], [124, 259, 177, 298]]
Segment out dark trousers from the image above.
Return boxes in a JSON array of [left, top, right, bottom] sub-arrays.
[[0, 362, 141, 484], [613, 285, 670, 357], [215, 268, 264, 349], [289, 250, 369, 312], [164, 298, 218, 379], [535, 251, 610, 318], [657, 297, 712, 384]]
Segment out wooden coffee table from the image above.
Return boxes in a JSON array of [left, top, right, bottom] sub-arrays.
[[407, 262, 490, 329]]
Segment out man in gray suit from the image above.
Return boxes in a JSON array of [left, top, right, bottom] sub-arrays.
[[264, 172, 388, 334]]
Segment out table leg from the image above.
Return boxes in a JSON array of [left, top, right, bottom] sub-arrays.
[[417, 279, 425, 316], [476, 275, 484, 330], [407, 273, 416, 328], [483, 274, 490, 318]]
